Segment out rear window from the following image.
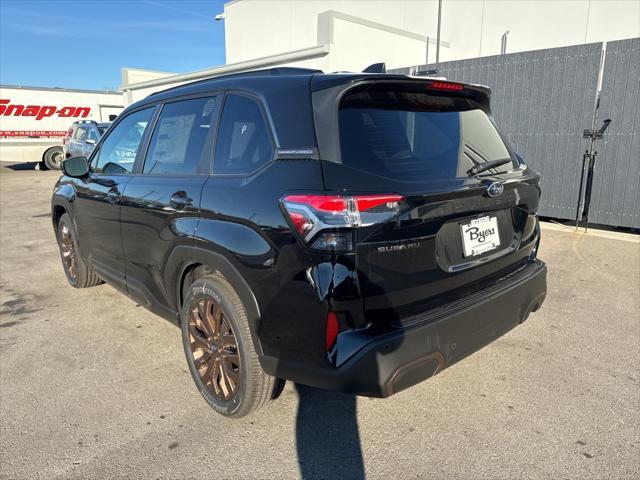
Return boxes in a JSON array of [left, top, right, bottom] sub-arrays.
[[339, 88, 516, 182], [73, 126, 87, 140]]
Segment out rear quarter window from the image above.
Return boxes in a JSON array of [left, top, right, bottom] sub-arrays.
[[214, 95, 274, 175]]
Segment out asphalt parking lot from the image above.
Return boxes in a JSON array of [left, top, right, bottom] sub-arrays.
[[1, 163, 638, 480]]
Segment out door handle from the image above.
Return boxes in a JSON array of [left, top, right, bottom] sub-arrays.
[[170, 193, 193, 209], [107, 187, 121, 204]]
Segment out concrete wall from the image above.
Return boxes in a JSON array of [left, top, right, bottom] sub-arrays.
[[446, 0, 640, 59], [224, 0, 441, 68], [322, 11, 436, 71], [224, 5, 442, 72], [121, 0, 639, 104], [224, 0, 640, 66], [121, 68, 176, 86]]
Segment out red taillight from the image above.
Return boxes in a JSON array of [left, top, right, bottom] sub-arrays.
[[288, 211, 314, 237], [283, 195, 347, 213], [428, 81, 464, 91], [281, 193, 404, 251], [325, 312, 339, 351], [355, 194, 404, 211]]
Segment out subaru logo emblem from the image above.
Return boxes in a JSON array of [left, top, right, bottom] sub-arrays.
[[487, 182, 504, 197]]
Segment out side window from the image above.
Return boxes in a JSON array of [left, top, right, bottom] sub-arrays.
[[92, 107, 154, 175], [143, 97, 217, 175], [87, 128, 100, 142], [73, 126, 87, 140], [214, 95, 274, 175]]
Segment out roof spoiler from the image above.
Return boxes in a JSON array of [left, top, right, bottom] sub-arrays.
[[362, 62, 386, 73]]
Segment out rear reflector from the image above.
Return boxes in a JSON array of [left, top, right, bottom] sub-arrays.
[[428, 81, 464, 91], [325, 312, 339, 351], [311, 231, 353, 251]]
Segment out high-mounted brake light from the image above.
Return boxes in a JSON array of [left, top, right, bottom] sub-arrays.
[[428, 81, 464, 91], [281, 194, 404, 251]]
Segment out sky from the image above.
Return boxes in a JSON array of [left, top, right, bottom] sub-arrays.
[[0, 0, 228, 90]]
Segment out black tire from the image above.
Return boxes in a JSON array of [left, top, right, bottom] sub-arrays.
[[43, 147, 64, 170], [56, 213, 102, 288], [181, 273, 284, 418]]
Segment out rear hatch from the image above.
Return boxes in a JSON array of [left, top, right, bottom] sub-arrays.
[[313, 78, 541, 324]]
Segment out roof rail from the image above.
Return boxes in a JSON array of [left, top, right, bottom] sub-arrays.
[[148, 66, 322, 97]]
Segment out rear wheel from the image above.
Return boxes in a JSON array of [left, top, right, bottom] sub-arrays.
[[56, 213, 101, 288], [181, 273, 283, 418], [43, 147, 64, 170]]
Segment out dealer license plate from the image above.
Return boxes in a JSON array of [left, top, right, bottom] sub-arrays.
[[461, 215, 501, 257]]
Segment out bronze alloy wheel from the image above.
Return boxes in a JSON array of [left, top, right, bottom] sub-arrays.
[[59, 224, 77, 283], [187, 297, 241, 401]]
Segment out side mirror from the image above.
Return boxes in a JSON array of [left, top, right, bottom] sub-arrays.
[[61, 156, 90, 178], [85, 138, 96, 145]]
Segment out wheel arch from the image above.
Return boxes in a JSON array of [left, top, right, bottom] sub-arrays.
[[51, 182, 76, 230], [52, 204, 66, 230], [164, 246, 264, 356]]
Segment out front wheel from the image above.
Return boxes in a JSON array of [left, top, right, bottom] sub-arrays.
[[181, 273, 283, 418], [56, 213, 102, 288]]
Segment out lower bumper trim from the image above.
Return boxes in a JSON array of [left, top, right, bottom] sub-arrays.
[[386, 351, 445, 396], [261, 260, 547, 397]]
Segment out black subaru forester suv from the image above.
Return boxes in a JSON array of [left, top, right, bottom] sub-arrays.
[[52, 68, 546, 417]]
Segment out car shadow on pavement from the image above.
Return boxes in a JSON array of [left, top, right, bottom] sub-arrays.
[[2, 162, 38, 171], [295, 383, 365, 479]]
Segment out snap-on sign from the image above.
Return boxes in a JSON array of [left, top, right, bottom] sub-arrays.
[[0, 99, 91, 121]]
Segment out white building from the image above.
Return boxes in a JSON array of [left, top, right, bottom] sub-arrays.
[[121, 0, 639, 104]]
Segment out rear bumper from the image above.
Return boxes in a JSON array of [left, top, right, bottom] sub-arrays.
[[261, 260, 547, 397]]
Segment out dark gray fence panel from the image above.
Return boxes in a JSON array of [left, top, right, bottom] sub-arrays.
[[391, 43, 604, 222], [589, 38, 640, 228]]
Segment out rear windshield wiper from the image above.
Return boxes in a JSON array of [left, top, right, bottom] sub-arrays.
[[467, 158, 512, 177]]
